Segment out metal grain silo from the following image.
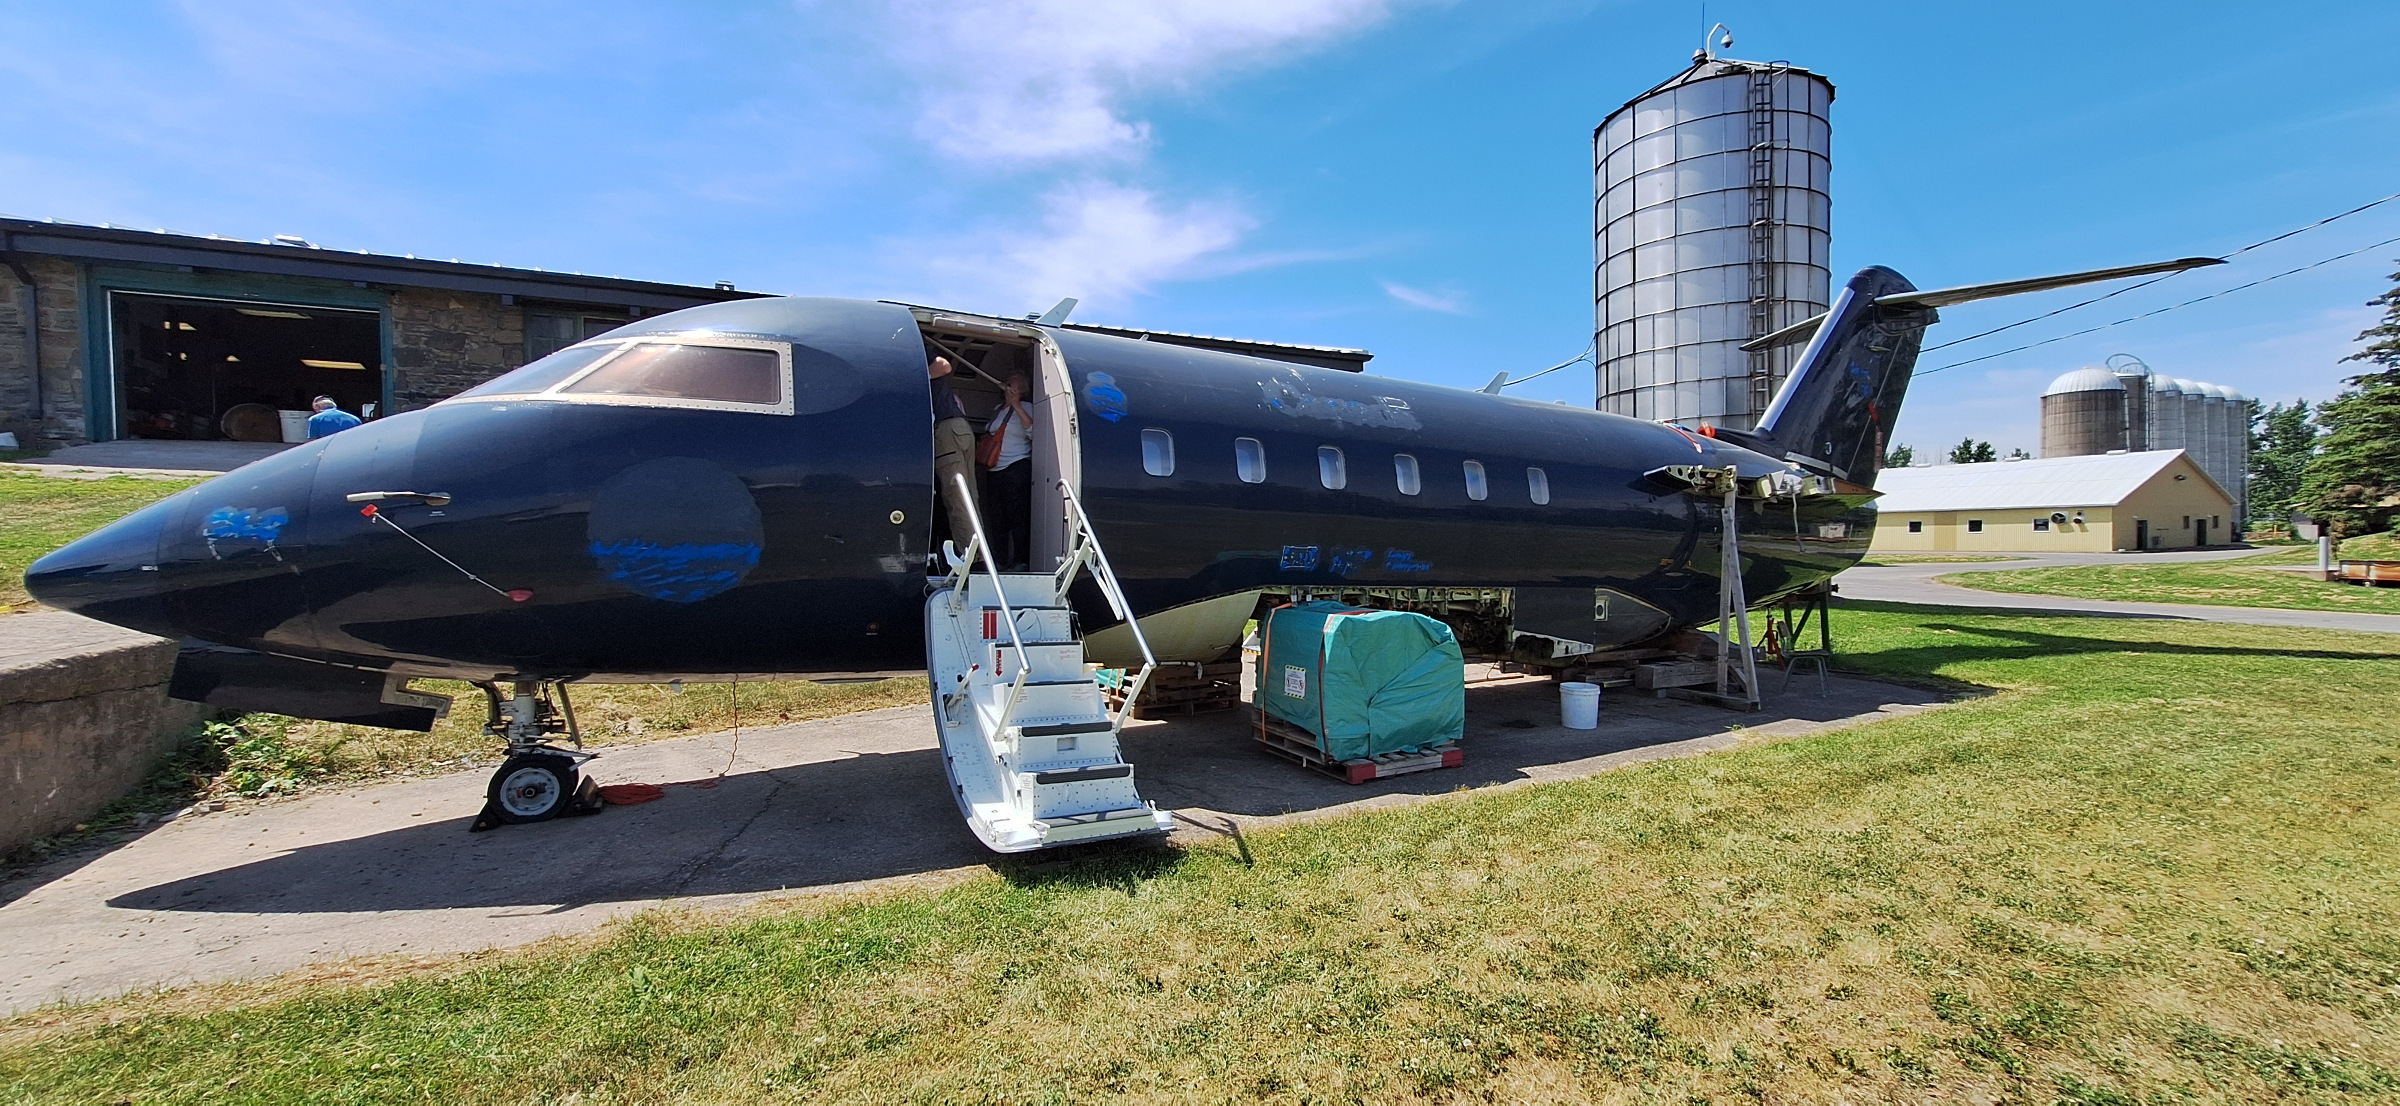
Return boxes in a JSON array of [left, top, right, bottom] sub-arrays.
[[1595, 51, 1833, 429], [2148, 376, 2190, 457], [2040, 367, 2130, 457], [2197, 383, 2229, 492]]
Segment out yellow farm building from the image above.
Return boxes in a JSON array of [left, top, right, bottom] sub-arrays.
[[1868, 450, 2238, 553]]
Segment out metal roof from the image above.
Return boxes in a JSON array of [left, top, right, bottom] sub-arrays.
[[1600, 57, 1835, 128], [1873, 449, 2229, 512], [2040, 366, 2126, 397], [0, 215, 763, 312]]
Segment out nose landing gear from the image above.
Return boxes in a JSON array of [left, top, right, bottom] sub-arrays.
[[469, 679, 605, 831]]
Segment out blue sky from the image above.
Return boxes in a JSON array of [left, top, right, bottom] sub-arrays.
[[3, 1, 2396, 456]]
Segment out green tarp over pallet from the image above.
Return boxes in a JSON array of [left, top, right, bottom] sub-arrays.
[[1256, 602, 1465, 760]]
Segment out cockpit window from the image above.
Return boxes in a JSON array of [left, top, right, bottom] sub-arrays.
[[452, 343, 620, 400], [560, 343, 782, 405]]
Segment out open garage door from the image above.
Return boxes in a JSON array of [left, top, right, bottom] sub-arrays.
[[109, 292, 382, 441]]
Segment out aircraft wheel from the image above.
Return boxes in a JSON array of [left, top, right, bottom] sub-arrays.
[[487, 754, 577, 823]]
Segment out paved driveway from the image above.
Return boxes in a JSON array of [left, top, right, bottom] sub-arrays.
[[1837, 548, 2400, 634], [0, 671, 1946, 1014]]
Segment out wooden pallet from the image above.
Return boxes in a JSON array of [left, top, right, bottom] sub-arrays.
[[1251, 709, 1463, 785], [1101, 662, 1243, 719]]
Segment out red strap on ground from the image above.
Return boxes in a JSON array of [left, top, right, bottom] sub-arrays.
[[596, 783, 665, 805]]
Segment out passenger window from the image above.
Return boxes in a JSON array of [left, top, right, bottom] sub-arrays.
[[1140, 428, 1174, 477], [1463, 460, 1488, 501], [1526, 466, 1550, 505], [1394, 453, 1421, 496], [1235, 437, 1266, 484], [1318, 446, 1346, 490], [561, 342, 781, 405]]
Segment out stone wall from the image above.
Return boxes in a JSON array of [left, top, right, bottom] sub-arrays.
[[0, 612, 205, 853], [389, 287, 524, 412], [0, 256, 89, 447]]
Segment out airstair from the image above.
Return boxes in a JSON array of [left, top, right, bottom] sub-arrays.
[[925, 476, 1174, 852]]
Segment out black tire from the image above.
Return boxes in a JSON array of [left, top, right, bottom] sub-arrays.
[[486, 755, 576, 824]]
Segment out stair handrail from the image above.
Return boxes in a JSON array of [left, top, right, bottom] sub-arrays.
[[1056, 478, 1157, 734], [949, 473, 1035, 735]]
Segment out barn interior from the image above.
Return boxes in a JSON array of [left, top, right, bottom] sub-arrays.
[[109, 292, 382, 441]]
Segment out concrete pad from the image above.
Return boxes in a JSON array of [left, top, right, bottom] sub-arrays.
[[6, 440, 291, 478], [0, 671, 1946, 1014]]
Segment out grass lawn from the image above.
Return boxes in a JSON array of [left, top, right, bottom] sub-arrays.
[[1947, 533, 2400, 616], [0, 470, 199, 613], [3, 603, 2394, 1103]]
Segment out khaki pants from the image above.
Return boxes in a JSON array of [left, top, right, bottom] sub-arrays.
[[933, 416, 980, 539]]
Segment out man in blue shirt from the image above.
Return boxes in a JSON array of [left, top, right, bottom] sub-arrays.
[[307, 396, 362, 439]]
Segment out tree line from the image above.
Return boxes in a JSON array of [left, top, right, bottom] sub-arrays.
[[2251, 263, 2400, 539]]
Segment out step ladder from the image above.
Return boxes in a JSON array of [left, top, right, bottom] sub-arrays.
[[924, 475, 1174, 852]]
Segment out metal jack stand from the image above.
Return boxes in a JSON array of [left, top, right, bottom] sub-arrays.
[[1769, 582, 1834, 695], [1708, 471, 1763, 710]]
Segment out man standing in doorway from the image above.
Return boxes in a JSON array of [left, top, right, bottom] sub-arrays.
[[307, 396, 361, 439], [929, 356, 980, 546]]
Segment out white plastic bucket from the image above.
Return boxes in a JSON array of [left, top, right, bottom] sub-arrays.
[[1559, 681, 1601, 729], [278, 410, 312, 443]]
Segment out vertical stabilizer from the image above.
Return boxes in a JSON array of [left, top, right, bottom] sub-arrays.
[[1714, 266, 1930, 482]]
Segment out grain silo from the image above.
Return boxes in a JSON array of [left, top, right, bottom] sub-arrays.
[[2040, 367, 2131, 457], [2039, 366, 2252, 526], [1594, 42, 1833, 429]]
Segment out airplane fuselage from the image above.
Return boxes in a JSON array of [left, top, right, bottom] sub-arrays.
[[29, 296, 1870, 689]]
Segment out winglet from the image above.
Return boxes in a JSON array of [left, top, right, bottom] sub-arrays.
[[1034, 297, 1079, 326], [1481, 371, 1508, 394]]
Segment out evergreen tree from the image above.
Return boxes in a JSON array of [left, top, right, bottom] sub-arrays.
[[1948, 438, 1997, 464], [1884, 443, 1916, 468], [2247, 400, 2318, 524], [2005, 447, 2031, 460], [2297, 265, 2400, 537]]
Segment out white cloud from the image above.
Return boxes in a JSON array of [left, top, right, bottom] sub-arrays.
[[1380, 279, 1466, 313], [911, 180, 1254, 316], [879, 0, 1399, 165]]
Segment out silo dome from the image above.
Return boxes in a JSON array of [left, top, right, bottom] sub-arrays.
[[2042, 367, 2124, 397]]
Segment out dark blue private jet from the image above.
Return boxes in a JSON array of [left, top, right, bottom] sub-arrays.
[[26, 257, 2214, 849]]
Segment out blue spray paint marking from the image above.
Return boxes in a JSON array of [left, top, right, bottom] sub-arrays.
[[1083, 372, 1127, 422], [1384, 549, 1431, 572], [1279, 545, 1319, 572], [202, 506, 287, 542], [201, 506, 289, 560], [1325, 547, 1375, 575], [588, 540, 762, 604]]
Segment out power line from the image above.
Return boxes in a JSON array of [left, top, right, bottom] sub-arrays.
[[1914, 231, 2400, 378], [1920, 189, 2400, 355]]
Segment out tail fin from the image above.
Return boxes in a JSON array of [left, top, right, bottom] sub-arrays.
[[1713, 266, 1926, 483], [1716, 255, 2223, 483]]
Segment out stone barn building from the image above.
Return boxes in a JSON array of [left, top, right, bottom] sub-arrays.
[[0, 217, 756, 450]]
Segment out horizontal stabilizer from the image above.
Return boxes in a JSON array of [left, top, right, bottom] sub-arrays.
[[1870, 256, 2223, 310], [1739, 256, 2223, 354], [1740, 312, 1829, 353]]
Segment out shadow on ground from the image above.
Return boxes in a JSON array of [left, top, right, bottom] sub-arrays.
[[106, 673, 1944, 916]]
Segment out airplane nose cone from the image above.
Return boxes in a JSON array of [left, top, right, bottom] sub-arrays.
[[24, 489, 185, 636]]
